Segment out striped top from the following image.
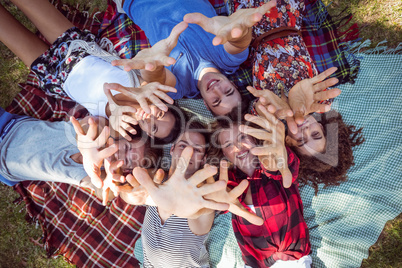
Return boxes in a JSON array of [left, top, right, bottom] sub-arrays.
[[142, 206, 210, 268]]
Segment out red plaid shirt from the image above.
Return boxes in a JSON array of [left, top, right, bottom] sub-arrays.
[[228, 148, 310, 267]]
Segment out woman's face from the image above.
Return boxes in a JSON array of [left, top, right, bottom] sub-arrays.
[[136, 105, 175, 139], [218, 124, 258, 174], [286, 115, 326, 156]]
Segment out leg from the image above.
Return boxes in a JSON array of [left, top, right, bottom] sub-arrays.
[[10, 0, 73, 44], [0, 4, 48, 66]]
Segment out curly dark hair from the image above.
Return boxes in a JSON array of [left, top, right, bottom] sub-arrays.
[[290, 110, 365, 194]]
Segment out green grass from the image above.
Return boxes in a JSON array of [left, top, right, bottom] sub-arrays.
[[0, 0, 401, 267], [322, 0, 402, 48]]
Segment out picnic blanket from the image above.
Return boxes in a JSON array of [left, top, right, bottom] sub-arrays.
[[132, 43, 402, 268], [5, 0, 385, 267]]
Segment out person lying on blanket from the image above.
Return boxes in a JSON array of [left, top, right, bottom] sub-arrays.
[[0, 0, 183, 145], [110, 0, 276, 116], [0, 107, 159, 195], [104, 120, 263, 267], [210, 105, 312, 267], [188, 0, 365, 193]]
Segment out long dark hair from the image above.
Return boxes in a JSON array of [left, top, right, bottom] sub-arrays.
[[290, 110, 365, 194]]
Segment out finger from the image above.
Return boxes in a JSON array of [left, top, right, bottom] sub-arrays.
[[153, 90, 175, 104], [154, 83, 177, 93], [310, 103, 331, 113], [121, 105, 138, 115], [239, 125, 273, 142], [104, 82, 132, 97], [249, 146, 271, 156], [229, 179, 249, 199], [120, 120, 136, 132], [198, 180, 226, 196], [126, 173, 141, 188], [310, 67, 338, 84], [104, 84, 118, 106], [137, 98, 151, 114], [174, 146, 194, 176], [153, 169, 165, 185], [149, 95, 168, 112], [219, 160, 229, 183], [160, 56, 177, 67], [183, 12, 208, 28], [256, 105, 279, 125], [244, 113, 275, 130], [280, 167, 293, 188], [257, 0, 277, 16], [246, 86, 260, 98], [70, 116, 86, 136], [275, 108, 293, 120], [314, 77, 339, 92], [98, 144, 118, 160], [118, 127, 132, 141], [111, 59, 145, 70], [229, 204, 264, 226], [167, 21, 188, 44], [293, 111, 305, 125], [286, 116, 298, 135], [96, 126, 111, 147], [313, 88, 341, 101], [115, 184, 135, 193], [122, 115, 138, 126], [202, 199, 230, 212], [188, 164, 218, 187], [133, 167, 158, 194], [102, 186, 110, 206], [230, 24, 244, 39], [212, 35, 224, 46], [85, 117, 99, 140]]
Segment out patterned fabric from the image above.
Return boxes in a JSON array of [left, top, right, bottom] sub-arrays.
[[227, 148, 310, 267], [236, 0, 319, 97], [226, 0, 360, 100], [13, 181, 145, 268], [31, 27, 96, 97], [301, 0, 360, 85]]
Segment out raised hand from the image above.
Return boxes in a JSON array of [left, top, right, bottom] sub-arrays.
[[101, 157, 127, 206], [118, 169, 165, 206], [203, 161, 264, 225], [111, 21, 188, 71], [288, 67, 342, 125], [247, 86, 298, 134], [239, 105, 293, 188], [132, 147, 229, 218], [104, 81, 176, 115], [70, 116, 118, 189], [104, 85, 138, 141], [184, 0, 276, 52]]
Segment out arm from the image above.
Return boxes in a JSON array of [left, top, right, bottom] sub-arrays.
[[111, 22, 188, 86], [183, 0, 277, 55]]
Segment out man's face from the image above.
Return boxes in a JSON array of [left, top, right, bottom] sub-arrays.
[[170, 131, 207, 178], [199, 72, 242, 116], [114, 137, 146, 173]]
